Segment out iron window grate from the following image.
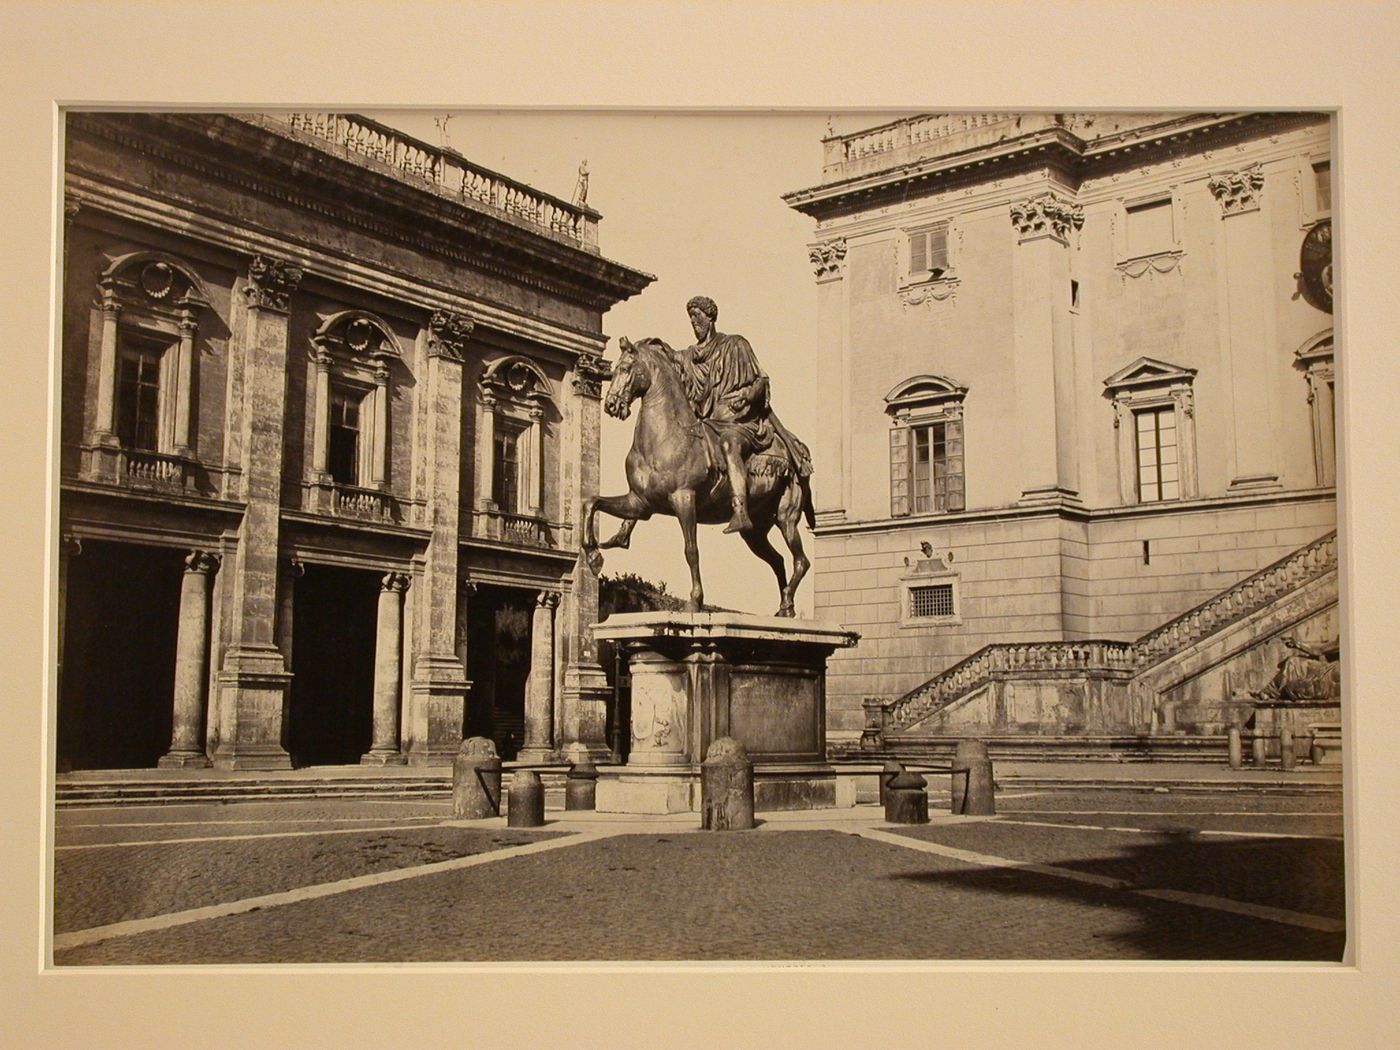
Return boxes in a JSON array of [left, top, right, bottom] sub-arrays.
[[910, 583, 954, 618]]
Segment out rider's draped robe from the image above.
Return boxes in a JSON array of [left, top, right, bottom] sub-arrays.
[[676, 330, 813, 479]]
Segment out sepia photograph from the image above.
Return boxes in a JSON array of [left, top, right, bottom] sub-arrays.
[[50, 104, 1344, 965], [7, 2, 1399, 1047]]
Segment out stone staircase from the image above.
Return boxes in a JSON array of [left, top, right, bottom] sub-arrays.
[[866, 530, 1338, 755]]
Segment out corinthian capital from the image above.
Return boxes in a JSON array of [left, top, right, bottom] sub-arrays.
[[808, 238, 848, 278], [572, 350, 612, 398], [243, 255, 304, 311], [428, 310, 475, 361], [1009, 192, 1084, 243], [1208, 164, 1265, 216]]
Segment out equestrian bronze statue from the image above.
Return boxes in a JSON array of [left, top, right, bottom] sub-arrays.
[[581, 298, 815, 617]]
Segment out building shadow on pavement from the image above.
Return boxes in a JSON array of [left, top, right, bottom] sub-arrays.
[[884, 828, 1347, 961]]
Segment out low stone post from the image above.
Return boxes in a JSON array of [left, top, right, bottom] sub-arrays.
[[1252, 730, 1269, 768], [566, 759, 599, 811], [1280, 726, 1296, 771], [1308, 730, 1321, 765], [452, 736, 502, 819], [879, 759, 903, 809], [951, 739, 995, 816], [884, 769, 929, 824], [507, 769, 546, 827], [701, 737, 755, 830], [1227, 725, 1243, 769]]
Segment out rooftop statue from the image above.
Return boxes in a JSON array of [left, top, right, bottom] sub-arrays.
[[582, 298, 815, 617]]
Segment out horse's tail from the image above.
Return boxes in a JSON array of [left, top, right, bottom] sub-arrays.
[[799, 473, 816, 531]]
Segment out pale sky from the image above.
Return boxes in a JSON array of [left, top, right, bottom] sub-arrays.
[[374, 109, 912, 616]]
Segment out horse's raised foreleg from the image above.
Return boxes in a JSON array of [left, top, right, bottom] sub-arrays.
[[740, 525, 789, 617], [669, 488, 703, 612], [582, 491, 650, 575], [600, 518, 639, 550], [775, 480, 810, 618]]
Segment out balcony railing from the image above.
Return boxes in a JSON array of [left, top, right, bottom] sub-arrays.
[[274, 112, 599, 250], [330, 483, 397, 523], [121, 448, 193, 491]]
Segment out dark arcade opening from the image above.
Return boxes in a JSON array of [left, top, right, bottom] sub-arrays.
[[58, 541, 184, 771], [288, 563, 379, 767], [464, 584, 534, 760]]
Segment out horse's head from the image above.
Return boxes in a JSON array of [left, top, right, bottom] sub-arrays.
[[605, 336, 673, 420]]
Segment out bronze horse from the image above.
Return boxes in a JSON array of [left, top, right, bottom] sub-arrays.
[[581, 336, 814, 617]]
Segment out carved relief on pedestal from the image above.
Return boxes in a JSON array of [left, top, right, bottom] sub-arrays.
[[1208, 164, 1266, 216], [628, 667, 688, 762], [1009, 192, 1085, 243]]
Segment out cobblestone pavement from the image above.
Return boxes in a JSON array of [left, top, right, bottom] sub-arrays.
[[50, 787, 1347, 965]]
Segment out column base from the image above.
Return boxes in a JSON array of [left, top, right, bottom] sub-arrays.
[[1018, 485, 1081, 506], [212, 743, 292, 770], [1229, 473, 1282, 492], [515, 747, 557, 764], [158, 750, 211, 769], [360, 749, 408, 766]]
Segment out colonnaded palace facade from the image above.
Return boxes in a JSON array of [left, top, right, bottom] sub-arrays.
[[785, 112, 1339, 753], [58, 113, 651, 771]]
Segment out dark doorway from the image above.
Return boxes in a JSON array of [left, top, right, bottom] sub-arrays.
[[59, 541, 183, 770], [288, 564, 378, 767], [464, 584, 534, 760]]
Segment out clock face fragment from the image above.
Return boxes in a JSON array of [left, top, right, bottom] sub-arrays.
[[1301, 219, 1332, 314]]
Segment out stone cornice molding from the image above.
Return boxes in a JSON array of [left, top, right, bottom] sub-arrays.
[[427, 310, 475, 362], [1208, 164, 1265, 216], [808, 238, 847, 278], [1009, 192, 1084, 243], [67, 113, 653, 313], [244, 255, 304, 311]]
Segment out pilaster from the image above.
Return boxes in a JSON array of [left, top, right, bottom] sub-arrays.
[[1210, 164, 1282, 491], [213, 255, 302, 770], [1009, 191, 1083, 505], [405, 310, 473, 766]]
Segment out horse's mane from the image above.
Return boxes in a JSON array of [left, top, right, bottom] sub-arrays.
[[631, 337, 684, 378]]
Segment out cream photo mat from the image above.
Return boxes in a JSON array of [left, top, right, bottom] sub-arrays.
[[3, 1, 1396, 1046]]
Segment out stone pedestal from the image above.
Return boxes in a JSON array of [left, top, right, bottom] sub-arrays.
[[1252, 701, 1342, 763], [592, 611, 857, 814]]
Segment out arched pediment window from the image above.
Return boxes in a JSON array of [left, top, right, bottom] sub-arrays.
[[89, 251, 213, 488], [884, 374, 967, 516], [476, 355, 557, 532], [307, 310, 404, 517]]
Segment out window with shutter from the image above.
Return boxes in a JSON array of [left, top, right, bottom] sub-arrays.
[[889, 426, 910, 517], [908, 223, 950, 277], [885, 373, 968, 519]]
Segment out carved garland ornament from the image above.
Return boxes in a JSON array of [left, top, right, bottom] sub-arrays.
[[808, 238, 847, 278], [244, 255, 304, 311], [427, 310, 475, 361], [1208, 164, 1265, 216], [1009, 193, 1085, 242]]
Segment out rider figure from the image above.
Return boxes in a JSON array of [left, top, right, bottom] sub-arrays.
[[677, 296, 811, 534]]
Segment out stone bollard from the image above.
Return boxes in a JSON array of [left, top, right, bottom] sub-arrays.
[[701, 737, 755, 830], [565, 759, 600, 811], [879, 759, 904, 808], [884, 769, 929, 824], [1308, 730, 1321, 766], [1227, 725, 1243, 769], [1252, 731, 1269, 768], [507, 770, 546, 827], [452, 736, 503, 819], [951, 739, 996, 816], [1280, 727, 1296, 771]]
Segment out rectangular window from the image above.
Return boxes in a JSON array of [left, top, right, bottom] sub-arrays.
[[1313, 160, 1331, 214], [1125, 198, 1174, 258], [117, 342, 163, 451], [909, 420, 965, 513], [493, 423, 523, 514], [909, 583, 955, 619], [1135, 405, 1179, 502], [909, 224, 950, 277], [328, 389, 362, 486]]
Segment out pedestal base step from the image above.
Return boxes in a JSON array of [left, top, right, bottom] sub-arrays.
[[595, 765, 845, 815]]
